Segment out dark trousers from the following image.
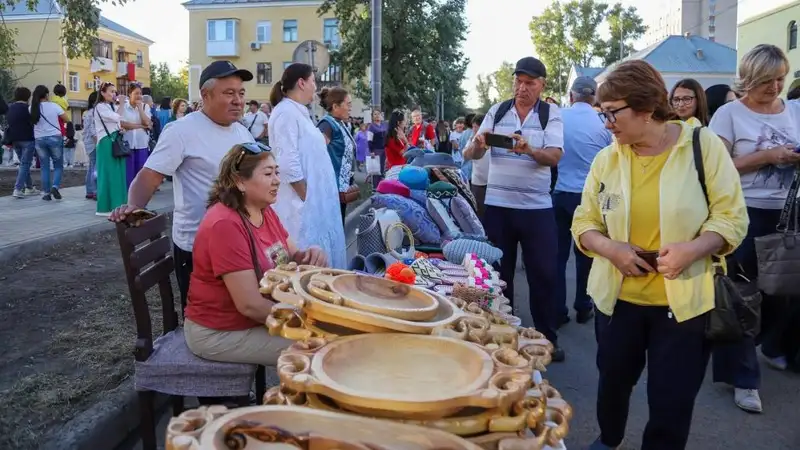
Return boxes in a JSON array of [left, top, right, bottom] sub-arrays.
[[595, 301, 710, 449], [471, 184, 487, 222], [173, 244, 194, 312], [484, 205, 559, 344], [553, 191, 593, 317], [713, 207, 787, 389], [340, 203, 347, 226]]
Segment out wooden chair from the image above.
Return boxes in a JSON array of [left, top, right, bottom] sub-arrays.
[[115, 214, 266, 450]]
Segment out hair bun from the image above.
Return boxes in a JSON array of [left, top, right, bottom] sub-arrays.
[[318, 87, 331, 109]]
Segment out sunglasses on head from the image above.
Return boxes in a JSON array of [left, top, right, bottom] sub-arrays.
[[234, 142, 271, 171]]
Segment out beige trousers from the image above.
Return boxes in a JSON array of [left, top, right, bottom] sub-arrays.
[[184, 319, 292, 366]]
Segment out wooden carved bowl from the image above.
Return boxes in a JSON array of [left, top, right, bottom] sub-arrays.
[[277, 334, 532, 420], [261, 267, 470, 334], [263, 385, 548, 437], [266, 304, 363, 341], [180, 405, 484, 449], [307, 271, 439, 321]]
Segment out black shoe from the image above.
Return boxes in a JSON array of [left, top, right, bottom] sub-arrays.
[[42, 194, 52, 201], [50, 186, 62, 200], [576, 308, 595, 324], [551, 345, 565, 362], [588, 437, 617, 449], [557, 314, 571, 329]]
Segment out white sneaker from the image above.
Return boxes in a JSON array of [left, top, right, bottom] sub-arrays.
[[759, 348, 788, 371], [24, 187, 40, 196], [12, 189, 24, 198], [734, 388, 763, 413]]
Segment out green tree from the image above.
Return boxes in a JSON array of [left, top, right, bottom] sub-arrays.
[[563, 0, 609, 67], [529, 2, 571, 97], [598, 3, 647, 66], [492, 61, 514, 101], [0, 1, 134, 69], [149, 62, 188, 102], [475, 73, 495, 113], [319, 0, 469, 118]]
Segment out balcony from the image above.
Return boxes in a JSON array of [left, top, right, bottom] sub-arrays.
[[90, 57, 114, 73], [206, 40, 239, 58], [117, 61, 130, 77]]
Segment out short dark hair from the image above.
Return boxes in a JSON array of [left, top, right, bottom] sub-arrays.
[[319, 86, 349, 112], [13, 87, 31, 102], [598, 60, 676, 123], [53, 83, 67, 97], [208, 144, 276, 214], [270, 63, 313, 107], [788, 86, 800, 101]]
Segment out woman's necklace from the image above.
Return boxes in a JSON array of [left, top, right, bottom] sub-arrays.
[[633, 127, 670, 174]]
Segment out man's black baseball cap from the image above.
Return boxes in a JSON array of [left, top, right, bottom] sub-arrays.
[[514, 57, 547, 79], [199, 60, 253, 88]]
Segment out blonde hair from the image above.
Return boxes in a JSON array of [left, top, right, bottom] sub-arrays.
[[735, 44, 790, 94]]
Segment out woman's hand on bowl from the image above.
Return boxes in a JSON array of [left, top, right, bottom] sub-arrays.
[[296, 246, 327, 267]]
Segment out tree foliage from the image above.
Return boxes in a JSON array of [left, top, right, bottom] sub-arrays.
[[149, 62, 188, 102], [475, 74, 494, 113], [492, 61, 514, 101], [528, 0, 646, 97], [0, 1, 132, 70], [319, 0, 469, 119]]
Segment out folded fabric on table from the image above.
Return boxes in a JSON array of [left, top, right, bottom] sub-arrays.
[[371, 194, 442, 244], [410, 152, 458, 169], [399, 166, 429, 190], [444, 239, 503, 265], [376, 179, 411, 197]]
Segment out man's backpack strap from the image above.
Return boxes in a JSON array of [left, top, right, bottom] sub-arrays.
[[491, 99, 549, 131]]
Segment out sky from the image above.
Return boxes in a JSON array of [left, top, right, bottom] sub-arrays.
[[99, 0, 791, 107]]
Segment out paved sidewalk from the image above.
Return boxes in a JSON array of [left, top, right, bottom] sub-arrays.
[[0, 184, 174, 263]]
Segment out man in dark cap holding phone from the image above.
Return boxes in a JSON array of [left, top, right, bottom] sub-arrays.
[[463, 56, 566, 361]]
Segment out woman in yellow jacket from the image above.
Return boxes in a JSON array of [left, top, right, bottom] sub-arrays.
[[573, 61, 749, 450]]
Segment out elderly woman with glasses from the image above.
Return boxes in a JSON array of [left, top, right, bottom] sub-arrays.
[[183, 143, 327, 366], [572, 60, 748, 450]]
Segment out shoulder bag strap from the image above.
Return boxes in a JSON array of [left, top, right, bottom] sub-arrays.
[[777, 166, 800, 233], [238, 212, 264, 277], [248, 113, 258, 132], [96, 104, 114, 137], [691, 127, 722, 266], [39, 106, 61, 133]]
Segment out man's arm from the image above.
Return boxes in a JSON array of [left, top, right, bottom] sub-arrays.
[[128, 168, 165, 208]]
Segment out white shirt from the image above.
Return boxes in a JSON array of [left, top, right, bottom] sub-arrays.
[[471, 135, 491, 186], [121, 102, 152, 149], [477, 101, 564, 209], [242, 110, 269, 139], [32, 102, 64, 139], [144, 112, 255, 252], [94, 103, 121, 140]]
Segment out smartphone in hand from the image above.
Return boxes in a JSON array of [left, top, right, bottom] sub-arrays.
[[636, 251, 659, 270], [484, 132, 515, 150]]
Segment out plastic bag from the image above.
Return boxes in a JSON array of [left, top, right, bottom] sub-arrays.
[[366, 155, 382, 175]]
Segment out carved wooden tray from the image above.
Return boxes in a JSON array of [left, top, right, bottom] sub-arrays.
[[167, 405, 484, 449], [306, 272, 439, 321], [466, 407, 570, 450], [277, 334, 532, 420], [263, 385, 548, 437], [260, 266, 470, 334]]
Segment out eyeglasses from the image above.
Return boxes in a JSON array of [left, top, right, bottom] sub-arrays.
[[234, 142, 271, 171], [597, 105, 630, 124], [671, 96, 695, 106]]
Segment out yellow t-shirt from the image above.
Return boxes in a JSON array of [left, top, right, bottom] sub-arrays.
[[618, 149, 671, 306], [51, 95, 69, 112]]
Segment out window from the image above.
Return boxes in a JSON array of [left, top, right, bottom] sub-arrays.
[[790, 21, 798, 50], [284, 61, 293, 70], [136, 50, 143, 67], [92, 39, 112, 59], [319, 64, 343, 86], [256, 62, 272, 85], [68, 72, 79, 92], [207, 19, 235, 41], [116, 77, 128, 96], [323, 18, 340, 48], [283, 19, 298, 42], [257, 20, 272, 43]]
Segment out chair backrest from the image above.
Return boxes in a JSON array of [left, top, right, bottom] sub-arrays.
[[115, 214, 178, 362]]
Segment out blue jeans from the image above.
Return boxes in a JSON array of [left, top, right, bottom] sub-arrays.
[[13, 141, 35, 190], [553, 191, 594, 317], [35, 135, 64, 190], [85, 149, 97, 195]]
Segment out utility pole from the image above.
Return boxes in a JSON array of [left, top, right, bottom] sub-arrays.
[[619, 16, 624, 60], [370, 0, 382, 113]]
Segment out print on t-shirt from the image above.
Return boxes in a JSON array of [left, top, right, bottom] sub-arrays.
[[266, 242, 290, 267], [753, 123, 797, 189]]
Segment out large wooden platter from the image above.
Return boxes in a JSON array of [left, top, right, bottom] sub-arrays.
[[166, 405, 484, 449], [307, 271, 439, 321], [276, 334, 532, 420], [260, 266, 468, 334]]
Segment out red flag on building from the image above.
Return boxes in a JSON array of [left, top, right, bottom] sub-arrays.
[[127, 62, 136, 81]]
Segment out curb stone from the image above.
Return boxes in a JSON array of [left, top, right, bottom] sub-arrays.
[[40, 203, 370, 449]]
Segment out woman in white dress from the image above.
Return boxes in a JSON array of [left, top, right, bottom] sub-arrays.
[[268, 63, 347, 269]]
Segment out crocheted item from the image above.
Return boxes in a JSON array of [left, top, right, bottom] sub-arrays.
[[427, 198, 461, 240], [444, 239, 503, 265], [376, 179, 411, 197], [399, 166, 430, 190], [430, 167, 477, 212], [452, 283, 497, 309], [451, 195, 485, 236], [426, 181, 458, 199], [385, 262, 416, 284]]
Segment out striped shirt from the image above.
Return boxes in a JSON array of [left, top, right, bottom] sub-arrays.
[[478, 100, 564, 209]]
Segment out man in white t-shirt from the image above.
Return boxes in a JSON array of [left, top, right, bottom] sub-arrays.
[[241, 100, 269, 142], [109, 60, 255, 307]]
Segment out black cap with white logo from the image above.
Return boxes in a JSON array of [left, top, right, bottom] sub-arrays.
[[199, 60, 253, 88]]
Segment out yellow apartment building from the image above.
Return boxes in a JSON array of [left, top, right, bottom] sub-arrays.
[[184, 0, 369, 117], [738, 0, 800, 95], [4, 1, 153, 121]]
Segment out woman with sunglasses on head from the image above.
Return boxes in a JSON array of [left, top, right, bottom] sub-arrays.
[[94, 82, 129, 216], [669, 78, 710, 127], [184, 143, 326, 365], [573, 60, 748, 450]]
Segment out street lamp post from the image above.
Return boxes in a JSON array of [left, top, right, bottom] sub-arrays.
[[370, 0, 382, 113]]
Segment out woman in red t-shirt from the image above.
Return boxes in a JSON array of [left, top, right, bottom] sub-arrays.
[[184, 143, 327, 366], [384, 110, 409, 169]]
